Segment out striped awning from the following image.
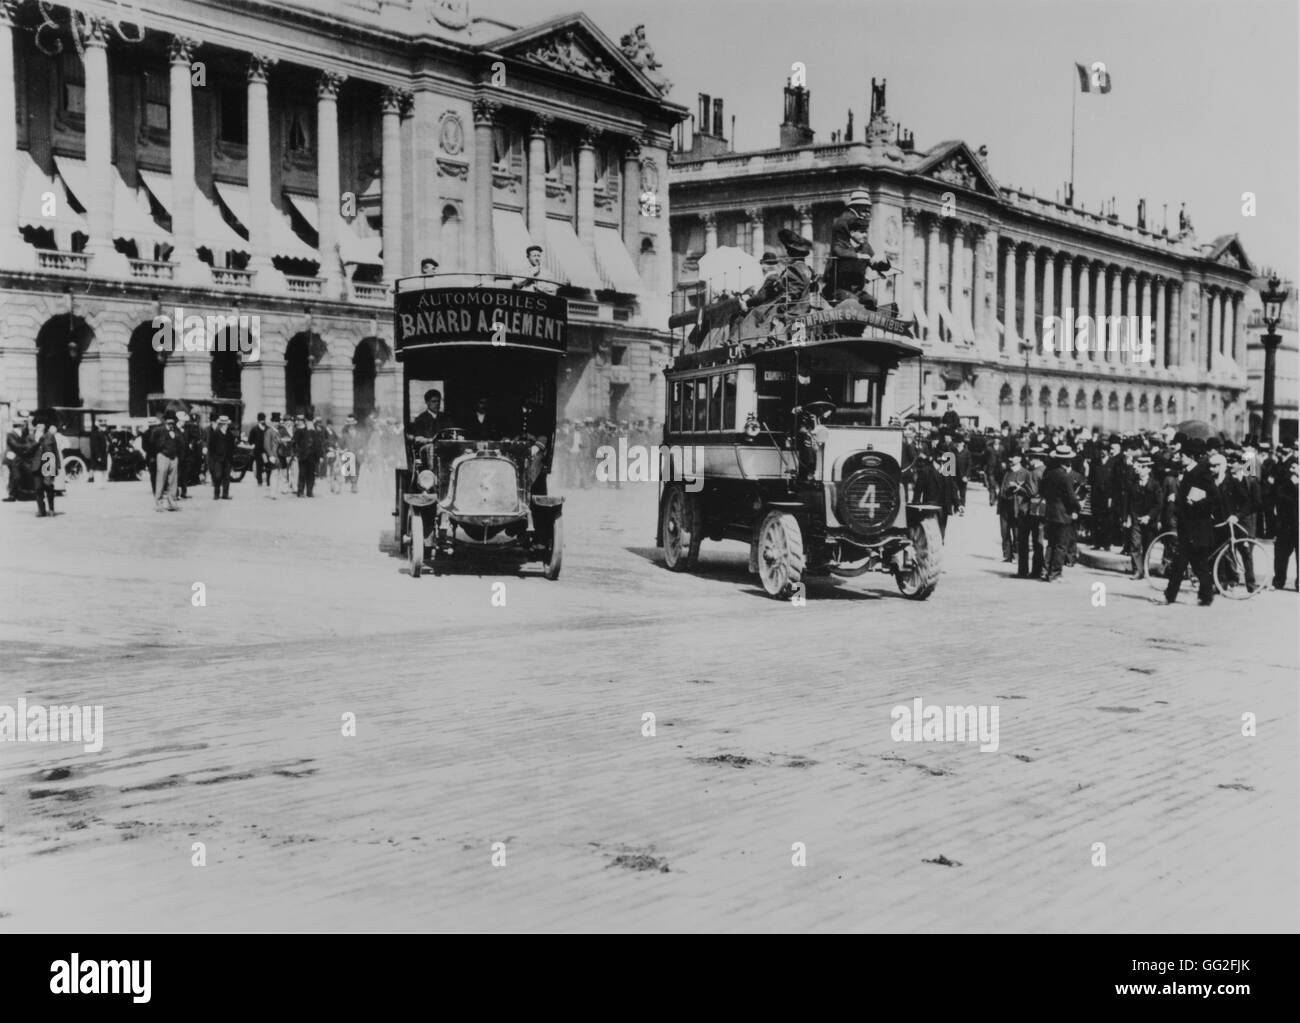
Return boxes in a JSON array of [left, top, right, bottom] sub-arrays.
[[542, 217, 602, 292], [54, 156, 171, 256], [17, 150, 87, 250], [592, 226, 644, 295], [283, 192, 382, 267], [137, 169, 250, 257], [911, 293, 931, 336], [213, 181, 317, 262], [492, 208, 536, 277]]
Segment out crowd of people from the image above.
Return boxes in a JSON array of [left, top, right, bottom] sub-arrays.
[[900, 413, 1299, 603], [553, 418, 661, 490]]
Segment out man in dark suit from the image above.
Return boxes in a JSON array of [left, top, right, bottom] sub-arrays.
[[1219, 451, 1260, 591], [1272, 454, 1298, 590], [29, 416, 61, 517], [207, 414, 236, 500], [747, 229, 815, 315], [909, 450, 950, 540], [1040, 445, 1081, 581], [4, 415, 34, 501], [1124, 456, 1162, 579], [1164, 441, 1225, 606], [293, 414, 319, 497], [247, 413, 268, 486], [463, 397, 503, 442]]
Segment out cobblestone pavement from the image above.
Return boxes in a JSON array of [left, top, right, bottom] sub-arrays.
[[1, 476, 1296, 932]]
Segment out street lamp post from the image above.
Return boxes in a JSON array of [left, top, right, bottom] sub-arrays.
[[1019, 337, 1033, 427], [1259, 274, 1287, 446]]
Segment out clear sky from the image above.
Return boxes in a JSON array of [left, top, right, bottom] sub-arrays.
[[481, 0, 1298, 277]]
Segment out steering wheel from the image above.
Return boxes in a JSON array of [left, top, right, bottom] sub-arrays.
[[433, 427, 467, 442], [800, 401, 838, 422]]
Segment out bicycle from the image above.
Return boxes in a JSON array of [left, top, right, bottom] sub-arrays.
[[1145, 519, 1268, 600]]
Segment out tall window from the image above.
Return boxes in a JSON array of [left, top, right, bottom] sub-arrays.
[[143, 71, 169, 131], [286, 106, 312, 155], [60, 52, 85, 116], [492, 126, 518, 171], [220, 88, 247, 145]]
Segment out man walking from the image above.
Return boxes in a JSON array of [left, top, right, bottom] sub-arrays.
[[1164, 441, 1225, 606], [248, 412, 268, 486], [1125, 456, 1162, 580], [208, 414, 236, 500], [1220, 451, 1260, 592], [1040, 444, 1080, 581], [4, 414, 32, 501], [293, 414, 319, 497], [154, 412, 183, 511], [997, 451, 1028, 563]]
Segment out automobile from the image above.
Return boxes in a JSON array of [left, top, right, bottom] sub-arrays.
[[658, 284, 942, 600], [32, 406, 123, 483], [391, 272, 566, 580]]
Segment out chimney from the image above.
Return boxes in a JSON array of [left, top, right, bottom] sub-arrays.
[[686, 91, 730, 157], [713, 97, 724, 138], [698, 94, 711, 133], [846, 108, 854, 142], [780, 79, 814, 149]]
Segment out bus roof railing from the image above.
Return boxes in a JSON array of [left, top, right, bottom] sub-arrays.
[[394, 271, 569, 294]]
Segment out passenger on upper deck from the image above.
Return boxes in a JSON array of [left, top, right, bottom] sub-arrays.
[[746, 229, 814, 315], [824, 190, 892, 306]]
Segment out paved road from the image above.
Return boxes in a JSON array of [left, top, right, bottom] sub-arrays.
[[1, 475, 1296, 932]]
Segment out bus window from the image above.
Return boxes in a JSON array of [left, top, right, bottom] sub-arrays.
[[722, 372, 736, 431], [682, 381, 694, 433], [670, 381, 681, 433], [694, 379, 708, 432], [707, 374, 723, 431]]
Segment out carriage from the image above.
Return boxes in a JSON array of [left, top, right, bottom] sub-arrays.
[[391, 273, 566, 579]]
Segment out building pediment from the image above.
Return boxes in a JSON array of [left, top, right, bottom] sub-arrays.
[[913, 141, 1000, 196], [1204, 234, 1253, 273], [489, 14, 670, 99]]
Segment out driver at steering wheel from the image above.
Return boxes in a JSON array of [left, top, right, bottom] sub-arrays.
[[407, 389, 454, 449]]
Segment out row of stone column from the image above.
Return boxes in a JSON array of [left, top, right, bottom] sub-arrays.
[[697, 207, 816, 257], [469, 99, 649, 276]]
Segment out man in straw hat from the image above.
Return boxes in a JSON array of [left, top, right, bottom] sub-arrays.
[[825, 189, 892, 307], [1039, 444, 1081, 581]]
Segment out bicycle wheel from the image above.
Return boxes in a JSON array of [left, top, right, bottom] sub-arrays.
[[1212, 538, 1267, 600], [1144, 531, 1186, 591]]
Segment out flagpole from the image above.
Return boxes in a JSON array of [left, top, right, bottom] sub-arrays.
[[1069, 66, 1077, 202]]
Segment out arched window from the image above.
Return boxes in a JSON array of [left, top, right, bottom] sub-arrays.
[[1123, 392, 1134, 411], [999, 382, 1013, 406], [1057, 387, 1070, 409], [1153, 395, 1163, 413], [1075, 388, 1087, 410], [1108, 392, 1120, 411], [1092, 390, 1103, 411]]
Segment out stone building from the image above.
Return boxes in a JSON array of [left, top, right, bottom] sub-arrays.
[[669, 79, 1258, 437], [1, 0, 683, 430]]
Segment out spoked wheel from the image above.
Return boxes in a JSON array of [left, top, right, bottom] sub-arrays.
[[62, 456, 85, 483], [897, 516, 943, 600], [409, 513, 423, 578], [543, 511, 563, 580], [756, 510, 805, 599], [660, 484, 701, 572], [1212, 538, 1266, 599], [1144, 531, 1190, 591]]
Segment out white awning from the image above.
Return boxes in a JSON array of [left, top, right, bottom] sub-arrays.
[[53, 156, 171, 256], [955, 299, 976, 344], [137, 169, 250, 257], [18, 150, 87, 250], [935, 293, 959, 343], [213, 181, 317, 262], [284, 192, 382, 267], [911, 295, 931, 336], [592, 226, 644, 295], [542, 217, 602, 292], [493, 208, 536, 277]]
